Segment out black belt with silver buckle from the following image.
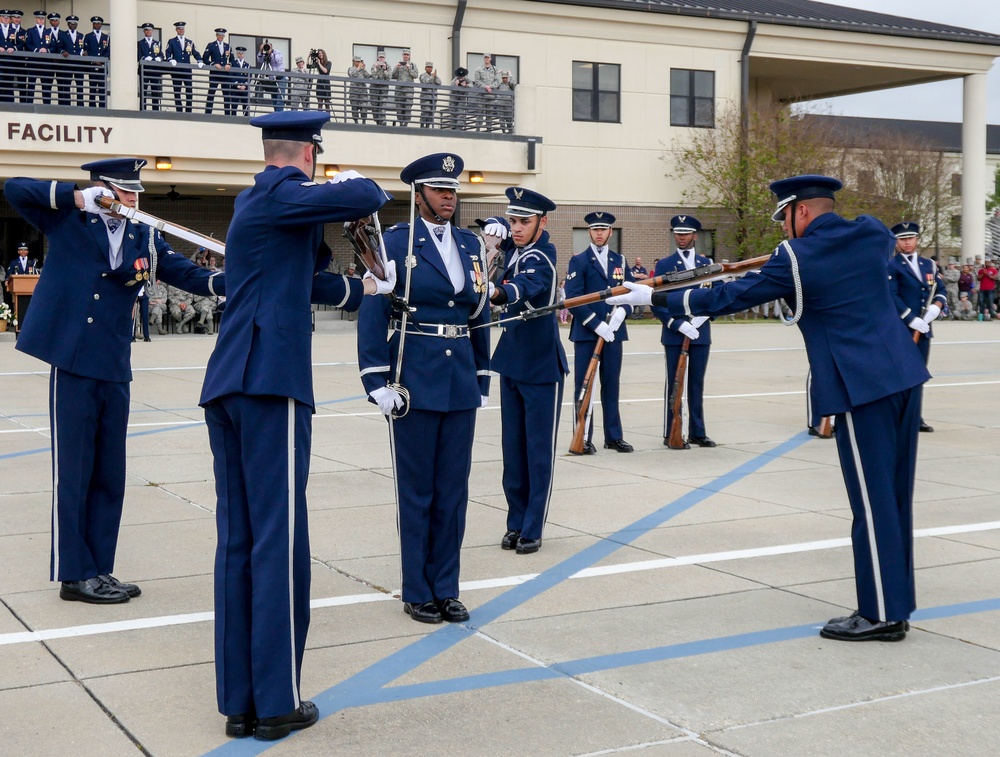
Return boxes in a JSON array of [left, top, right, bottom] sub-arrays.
[[390, 319, 469, 338]]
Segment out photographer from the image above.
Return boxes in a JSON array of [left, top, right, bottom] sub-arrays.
[[391, 48, 418, 126], [347, 54, 369, 123], [309, 48, 331, 113], [255, 40, 285, 111], [369, 52, 390, 126]]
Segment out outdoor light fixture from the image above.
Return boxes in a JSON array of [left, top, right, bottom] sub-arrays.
[[155, 157, 172, 170], [469, 171, 484, 183], [324, 165, 340, 178]]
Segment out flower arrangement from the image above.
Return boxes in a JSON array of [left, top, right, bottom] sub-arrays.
[[0, 301, 16, 326]]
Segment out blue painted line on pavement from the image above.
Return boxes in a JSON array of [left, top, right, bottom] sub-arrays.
[[0, 423, 204, 461], [203, 432, 813, 756]]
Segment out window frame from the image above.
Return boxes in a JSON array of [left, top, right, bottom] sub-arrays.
[[571, 60, 621, 124], [670, 68, 715, 129]]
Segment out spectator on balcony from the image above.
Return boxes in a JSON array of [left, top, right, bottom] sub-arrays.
[[166, 21, 203, 113], [369, 52, 390, 126], [82, 16, 110, 108], [418, 61, 441, 128], [229, 46, 251, 116], [347, 54, 369, 124], [254, 40, 284, 112], [11, 11, 26, 101], [391, 48, 418, 126], [136, 22, 163, 111], [473, 53, 501, 131], [496, 69, 515, 133], [0, 11, 17, 103], [202, 28, 232, 115], [288, 56, 311, 110], [447, 66, 473, 130], [57, 15, 85, 107], [310, 48, 331, 113], [21, 10, 49, 104]]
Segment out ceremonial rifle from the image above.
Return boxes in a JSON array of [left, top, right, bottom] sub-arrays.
[[96, 196, 225, 254], [666, 337, 690, 449], [569, 336, 605, 455], [913, 275, 938, 345]]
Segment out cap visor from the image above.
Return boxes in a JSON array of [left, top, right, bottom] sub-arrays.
[[103, 178, 145, 193]]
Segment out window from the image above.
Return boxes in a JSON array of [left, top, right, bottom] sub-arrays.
[[230, 35, 291, 69], [353, 44, 409, 72], [572, 61, 620, 123], [467, 52, 520, 83], [571, 228, 623, 256], [951, 173, 962, 196], [670, 69, 714, 128]]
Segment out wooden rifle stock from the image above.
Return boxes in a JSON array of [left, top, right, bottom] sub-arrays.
[[817, 416, 833, 438], [569, 339, 605, 455], [666, 337, 690, 449]]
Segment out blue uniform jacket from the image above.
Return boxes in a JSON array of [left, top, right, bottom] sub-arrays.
[[24, 25, 53, 52], [82, 31, 109, 58], [6, 257, 40, 276], [202, 40, 231, 67], [136, 37, 162, 61], [655, 213, 929, 416], [651, 251, 713, 347], [165, 36, 201, 64], [565, 246, 633, 342], [358, 219, 491, 411], [491, 230, 569, 384], [4, 177, 225, 383], [59, 30, 84, 56], [1, 25, 18, 49], [200, 166, 387, 410], [887, 253, 947, 338]]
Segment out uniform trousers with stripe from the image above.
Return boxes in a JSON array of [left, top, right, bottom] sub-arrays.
[[389, 407, 476, 604], [915, 335, 931, 425], [665, 344, 709, 439], [48, 368, 129, 582], [835, 387, 920, 623], [573, 339, 623, 444], [205, 394, 312, 719], [500, 376, 564, 541]]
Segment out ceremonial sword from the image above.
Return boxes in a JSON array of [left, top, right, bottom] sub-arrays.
[[97, 196, 226, 254]]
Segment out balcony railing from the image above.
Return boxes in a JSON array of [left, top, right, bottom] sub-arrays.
[[0, 51, 108, 107], [137, 61, 515, 132]]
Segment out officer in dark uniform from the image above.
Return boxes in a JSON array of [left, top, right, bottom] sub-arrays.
[[200, 111, 393, 741], [489, 188, 569, 555], [136, 22, 164, 111], [4, 158, 225, 605], [888, 222, 945, 433], [202, 27, 231, 115], [81, 16, 109, 107], [165, 21, 203, 112], [358, 153, 491, 624], [610, 175, 930, 642], [229, 46, 251, 116], [565, 211, 633, 453], [0, 11, 18, 103], [22, 10, 50, 104], [57, 15, 84, 107], [6, 240, 38, 276], [652, 215, 716, 448]]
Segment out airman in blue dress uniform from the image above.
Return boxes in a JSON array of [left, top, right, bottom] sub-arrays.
[[610, 175, 929, 642], [652, 214, 716, 448], [81, 16, 109, 107], [200, 111, 394, 740], [489, 188, 569, 555], [887, 221, 945, 433], [565, 211, 634, 453], [202, 28, 232, 115], [358, 152, 491, 625], [165, 21, 202, 113], [4, 158, 225, 605]]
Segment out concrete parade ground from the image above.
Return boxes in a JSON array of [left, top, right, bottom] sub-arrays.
[[1, 317, 999, 756]]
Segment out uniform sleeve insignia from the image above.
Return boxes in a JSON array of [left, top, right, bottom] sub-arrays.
[[566, 271, 577, 280], [301, 181, 318, 187]]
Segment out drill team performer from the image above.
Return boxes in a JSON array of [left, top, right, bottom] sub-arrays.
[[4, 159, 224, 604], [489, 188, 569, 555], [887, 222, 945, 433], [565, 212, 634, 453], [200, 111, 394, 740], [610, 175, 929, 642], [358, 153, 491, 625]]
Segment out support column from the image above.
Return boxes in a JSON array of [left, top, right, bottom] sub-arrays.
[[961, 73, 987, 259], [109, 0, 138, 111]]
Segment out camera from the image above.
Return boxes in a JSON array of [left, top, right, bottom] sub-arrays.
[[308, 48, 320, 68]]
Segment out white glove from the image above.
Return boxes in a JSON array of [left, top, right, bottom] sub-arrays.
[[908, 316, 930, 334], [328, 169, 365, 184], [488, 281, 496, 298], [196, 61, 204, 68], [363, 260, 396, 296], [81, 186, 115, 214], [480, 395, 489, 408], [370, 385, 404, 415], [923, 304, 941, 324], [678, 322, 701, 340], [606, 281, 652, 308], [691, 315, 709, 329], [484, 221, 508, 239], [169, 59, 177, 66], [608, 308, 626, 333], [594, 321, 615, 342]]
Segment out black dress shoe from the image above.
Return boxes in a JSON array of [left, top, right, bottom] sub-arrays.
[[604, 438, 634, 453], [664, 437, 690, 450], [919, 422, 934, 432], [99, 574, 141, 598], [827, 610, 909, 632], [225, 711, 256, 738], [143, 337, 151, 342], [582, 440, 597, 455], [516, 537, 541, 554], [255, 701, 318, 741], [820, 613, 906, 642], [436, 597, 470, 622], [808, 426, 820, 437], [501, 530, 520, 550], [403, 601, 443, 624], [688, 435, 717, 447], [59, 577, 130, 604]]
